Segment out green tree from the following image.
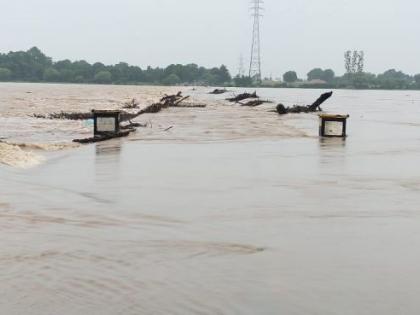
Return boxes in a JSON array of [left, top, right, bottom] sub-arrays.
[[307, 68, 335, 83], [94, 71, 112, 84], [218, 65, 231, 84], [307, 68, 324, 81], [283, 71, 298, 83], [73, 60, 93, 81], [55, 59, 72, 71], [92, 62, 106, 74], [234, 75, 253, 87], [377, 69, 412, 89], [43, 68, 61, 82], [323, 69, 335, 83], [0, 47, 234, 86], [111, 62, 130, 83], [59, 69, 75, 82], [162, 73, 181, 86], [74, 75, 85, 83], [180, 64, 199, 83], [352, 72, 377, 89], [0, 68, 12, 81]]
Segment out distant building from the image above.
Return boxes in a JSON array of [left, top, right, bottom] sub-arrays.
[[307, 79, 327, 85]]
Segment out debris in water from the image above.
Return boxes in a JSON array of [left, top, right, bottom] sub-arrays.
[[209, 88, 228, 95], [73, 110, 135, 144], [276, 91, 333, 115], [29, 92, 205, 144], [239, 99, 272, 107], [226, 91, 259, 103], [31, 92, 204, 122], [73, 131, 134, 144], [123, 98, 140, 109], [32, 112, 94, 120], [319, 113, 349, 138]]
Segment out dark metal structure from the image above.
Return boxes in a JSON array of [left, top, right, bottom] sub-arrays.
[[319, 114, 350, 138], [92, 110, 121, 136], [249, 0, 263, 82]]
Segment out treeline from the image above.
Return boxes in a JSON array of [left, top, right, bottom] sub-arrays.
[[0, 47, 232, 86], [277, 68, 420, 90], [2, 47, 420, 90]]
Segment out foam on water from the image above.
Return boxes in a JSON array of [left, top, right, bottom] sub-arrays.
[[0, 142, 43, 168], [8, 141, 80, 151]]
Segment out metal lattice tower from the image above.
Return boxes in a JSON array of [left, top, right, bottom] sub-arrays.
[[249, 0, 263, 81]]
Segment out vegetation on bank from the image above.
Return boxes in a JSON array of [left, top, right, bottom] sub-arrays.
[[263, 51, 420, 90], [1, 47, 420, 90], [0, 47, 231, 86], [251, 70, 420, 90]]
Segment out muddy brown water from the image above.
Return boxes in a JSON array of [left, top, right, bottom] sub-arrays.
[[1, 83, 420, 314]]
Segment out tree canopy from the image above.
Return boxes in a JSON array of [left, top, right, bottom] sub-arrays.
[[0, 68, 12, 81], [0, 47, 232, 86], [283, 71, 298, 83], [307, 68, 335, 83], [1, 47, 420, 90]]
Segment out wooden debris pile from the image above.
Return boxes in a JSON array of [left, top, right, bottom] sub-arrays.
[[32, 91, 207, 144], [126, 91, 205, 118], [276, 92, 333, 115], [226, 91, 258, 103], [226, 91, 272, 107], [240, 99, 273, 107], [123, 98, 140, 109], [31, 91, 205, 122], [32, 112, 94, 120], [73, 130, 133, 144]]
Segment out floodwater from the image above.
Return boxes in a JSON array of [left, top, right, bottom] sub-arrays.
[[1, 83, 420, 314]]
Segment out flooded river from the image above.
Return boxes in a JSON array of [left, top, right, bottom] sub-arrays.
[[1, 83, 420, 314]]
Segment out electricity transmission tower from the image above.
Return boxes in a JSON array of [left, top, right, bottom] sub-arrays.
[[249, 0, 263, 82]]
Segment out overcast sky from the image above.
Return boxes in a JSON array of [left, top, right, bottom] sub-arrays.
[[0, 0, 419, 78]]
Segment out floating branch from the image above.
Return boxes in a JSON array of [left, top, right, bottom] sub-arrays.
[[276, 91, 333, 115], [226, 91, 258, 103], [73, 130, 135, 144], [172, 103, 206, 108], [239, 99, 272, 107], [122, 98, 140, 109], [32, 92, 203, 122], [31, 112, 94, 120]]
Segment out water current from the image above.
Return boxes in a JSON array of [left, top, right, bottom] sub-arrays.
[[1, 83, 420, 314]]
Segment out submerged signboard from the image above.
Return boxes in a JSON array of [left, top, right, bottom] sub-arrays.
[[92, 110, 121, 136], [319, 114, 349, 138]]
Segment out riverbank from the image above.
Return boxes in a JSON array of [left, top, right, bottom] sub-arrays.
[[3, 80, 420, 92]]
